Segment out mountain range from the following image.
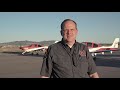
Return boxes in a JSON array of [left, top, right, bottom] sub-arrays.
[[0, 40, 120, 47], [0, 40, 57, 46]]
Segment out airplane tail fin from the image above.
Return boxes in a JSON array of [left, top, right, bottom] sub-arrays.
[[111, 38, 119, 48]]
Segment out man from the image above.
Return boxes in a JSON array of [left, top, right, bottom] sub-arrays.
[[40, 19, 99, 78]]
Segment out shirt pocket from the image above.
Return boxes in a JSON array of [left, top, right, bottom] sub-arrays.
[[78, 55, 88, 62]]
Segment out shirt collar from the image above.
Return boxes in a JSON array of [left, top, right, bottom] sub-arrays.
[[61, 38, 77, 48]]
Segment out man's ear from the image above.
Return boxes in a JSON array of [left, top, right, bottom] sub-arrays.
[[76, 29, 78, 35], [60, 30, 63, 36]]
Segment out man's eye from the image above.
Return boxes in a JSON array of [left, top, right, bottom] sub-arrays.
[[64, 29, 68, 32]]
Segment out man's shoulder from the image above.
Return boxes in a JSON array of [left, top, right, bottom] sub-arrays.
[[48, 41, 61, 49], [76, 42, 87, 47], [75, 42, 89, 51]]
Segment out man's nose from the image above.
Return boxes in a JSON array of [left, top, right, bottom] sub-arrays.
[[67, 29, 72, 34]]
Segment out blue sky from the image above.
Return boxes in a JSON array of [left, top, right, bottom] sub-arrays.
[[0, 12, 120, 43]]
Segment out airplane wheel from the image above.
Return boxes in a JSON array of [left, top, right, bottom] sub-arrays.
[[102, 52, 104, 55], [32, 51, 37, 55], [110, 51, 113, 54], [31, 53, 34, 55], [93, 57, 96, 61]]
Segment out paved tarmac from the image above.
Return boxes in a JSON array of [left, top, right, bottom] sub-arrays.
[[95, 51, 120, 78], [0, 51, 120, 78], [0, 52, 44, 78]]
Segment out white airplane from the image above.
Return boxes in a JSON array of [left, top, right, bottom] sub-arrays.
[[82, 38, 120, 59], [20, 41, 58, 55]]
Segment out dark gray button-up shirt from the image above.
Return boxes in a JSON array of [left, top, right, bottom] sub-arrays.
[[40, 39, 97, 78]]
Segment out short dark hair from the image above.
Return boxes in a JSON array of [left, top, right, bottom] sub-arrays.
[[61, 19, 77, 30]]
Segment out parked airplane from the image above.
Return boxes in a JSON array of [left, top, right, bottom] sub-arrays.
[[82, 38, 120, 59], [20, 41, 58, 55]]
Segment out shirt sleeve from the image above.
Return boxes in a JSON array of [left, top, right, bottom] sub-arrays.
[[85, 46, 97, 75], [40, 46, 53, 77]]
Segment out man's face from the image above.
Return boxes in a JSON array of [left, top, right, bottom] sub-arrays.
[[61, 21, 78, 42]]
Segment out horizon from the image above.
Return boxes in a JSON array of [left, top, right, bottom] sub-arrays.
[[0, 40, 119, 45]]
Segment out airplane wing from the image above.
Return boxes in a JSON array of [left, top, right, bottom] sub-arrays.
[[20, 41, 59, 55], [93, 48, 120, 53], [89, 48, 120, 56], [22, 46, 48, 55]]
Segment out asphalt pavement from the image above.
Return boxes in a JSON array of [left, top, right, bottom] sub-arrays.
[[0, 51, 120, 78]]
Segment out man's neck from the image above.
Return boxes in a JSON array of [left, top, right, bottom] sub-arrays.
[[66, 41, 75, 48]]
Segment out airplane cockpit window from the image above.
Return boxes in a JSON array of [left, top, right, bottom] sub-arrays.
[[87, 43, 92, 47], [93, 43, 98, 47], [35, 44, 37, 47], [38, 45, 41, 47]]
